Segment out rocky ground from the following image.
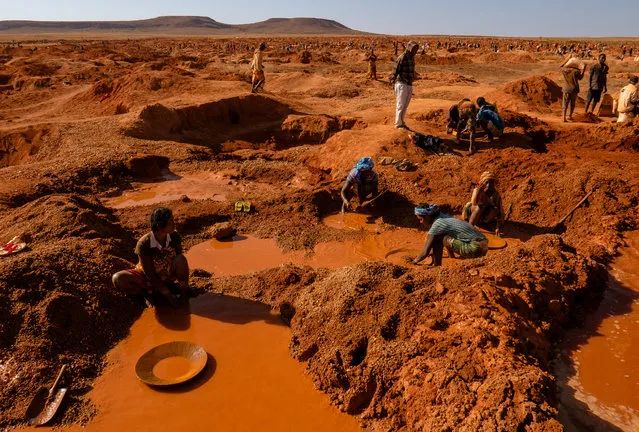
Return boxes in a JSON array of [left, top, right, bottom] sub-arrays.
[[0, 36, 638, 431]]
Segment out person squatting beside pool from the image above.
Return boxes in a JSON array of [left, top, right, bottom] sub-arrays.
[[407, 204, 488, 266], [462, 171, 504, 236], [112, 207, 190, 307], [341, 157, 378, 212]]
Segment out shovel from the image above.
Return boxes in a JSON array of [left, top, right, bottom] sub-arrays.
[[25, 364, 67, 426]]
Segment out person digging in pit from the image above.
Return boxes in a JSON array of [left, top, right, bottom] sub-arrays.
[[462, 171, 504, 236], [407, 204, 488, 266], [112, 207, 190, 307], [453, 98, 478, 154], [341, 157, 379, 212], [476, 97, 504, 141], [250, 42, 266, 93]]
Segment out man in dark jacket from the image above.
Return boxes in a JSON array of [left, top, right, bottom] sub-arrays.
[[585, 54, 609, 114]]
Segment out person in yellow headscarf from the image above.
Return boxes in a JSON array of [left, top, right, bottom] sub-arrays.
[[462, 171, 504, 236]]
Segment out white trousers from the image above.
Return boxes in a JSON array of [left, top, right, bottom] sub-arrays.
[[617, 111, 636, 123], [394, 82, 413, 127]]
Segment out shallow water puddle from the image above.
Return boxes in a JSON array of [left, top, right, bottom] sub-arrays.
[[153, 356, 193, 381], [30, 294, 360, 432], [103, 171, 275, 209], [186, 226, 517, 276], [557, 231, 639, 430], [321, 213, 381, 232]]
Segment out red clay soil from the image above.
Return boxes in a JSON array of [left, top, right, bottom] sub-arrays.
[[0, 194, 143, 425], [211, 234, 605, 431], [1, 36, 639, 432], [503, 75, 563, 113]]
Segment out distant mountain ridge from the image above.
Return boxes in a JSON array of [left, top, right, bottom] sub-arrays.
[[0, 16, 362, 35]]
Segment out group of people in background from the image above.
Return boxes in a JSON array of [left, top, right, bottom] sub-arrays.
[[560, 52, 638, 123]]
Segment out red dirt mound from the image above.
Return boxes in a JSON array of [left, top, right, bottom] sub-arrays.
[[503, 75, 563, 112], [280, 115, 367, 144], [123, 95, 293, 144], [0, 126, 58, 168], [421, 72, 477, 85], [557, 117, 639, 152], [418, 54, 474, 65], [479, 52, 537, 64], [19, 61, 61, 77], [0, 194, 141, 428], [211, 235, 605, 431], [125, 154, 170, 178]]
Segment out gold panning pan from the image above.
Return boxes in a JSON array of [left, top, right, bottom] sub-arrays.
[[135, 341, 207, 386]]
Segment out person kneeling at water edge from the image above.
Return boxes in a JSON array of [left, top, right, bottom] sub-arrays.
[[462, 171, 504, 236], [112, 207, 190, 307], [341, 157, 379, 212], [408, 204, 488, 266]]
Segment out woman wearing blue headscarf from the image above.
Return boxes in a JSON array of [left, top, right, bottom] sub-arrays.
[[341, 157, 378, 212], [407, 203, 487, 266]]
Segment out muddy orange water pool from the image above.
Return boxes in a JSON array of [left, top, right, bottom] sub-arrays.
[[557, 231, 639, 431], [24, 294, 360, 432], [186, 213, 518, 276]]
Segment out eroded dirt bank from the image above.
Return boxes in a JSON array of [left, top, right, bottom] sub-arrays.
[[1, 36, 639, 431]]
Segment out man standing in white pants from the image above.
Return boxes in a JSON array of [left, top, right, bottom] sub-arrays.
[[390, 41, 419, 129]]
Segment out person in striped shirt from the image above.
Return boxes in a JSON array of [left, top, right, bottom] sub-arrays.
[[407, 204, 488, 266]]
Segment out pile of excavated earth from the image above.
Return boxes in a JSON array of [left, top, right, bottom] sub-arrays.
[[0, 36, 638, 431]]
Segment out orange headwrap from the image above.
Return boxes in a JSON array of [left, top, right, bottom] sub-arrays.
[[479, 171, 496, 186]]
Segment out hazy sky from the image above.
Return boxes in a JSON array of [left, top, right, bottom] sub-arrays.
[[1, 0, 637, 37]]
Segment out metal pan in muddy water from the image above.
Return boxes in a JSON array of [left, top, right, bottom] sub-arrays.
[[135, 341, 207, 387]]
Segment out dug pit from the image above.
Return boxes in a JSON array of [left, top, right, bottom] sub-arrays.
[[557, 231, 639, 431], [43, 294, 360, 432]]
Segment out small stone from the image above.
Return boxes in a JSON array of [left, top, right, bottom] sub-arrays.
[[209, 222, 236, 240]]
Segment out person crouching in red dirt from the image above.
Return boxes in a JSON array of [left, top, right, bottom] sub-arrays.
[[407, 204, 488, 266], [112, 207, 190, 307], [341, 157, 379, 212], [462, 171, 504, 236]]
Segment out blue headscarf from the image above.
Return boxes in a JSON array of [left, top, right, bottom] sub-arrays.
[[415, 204, 440, 218], [354, 157, 374, 171]]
